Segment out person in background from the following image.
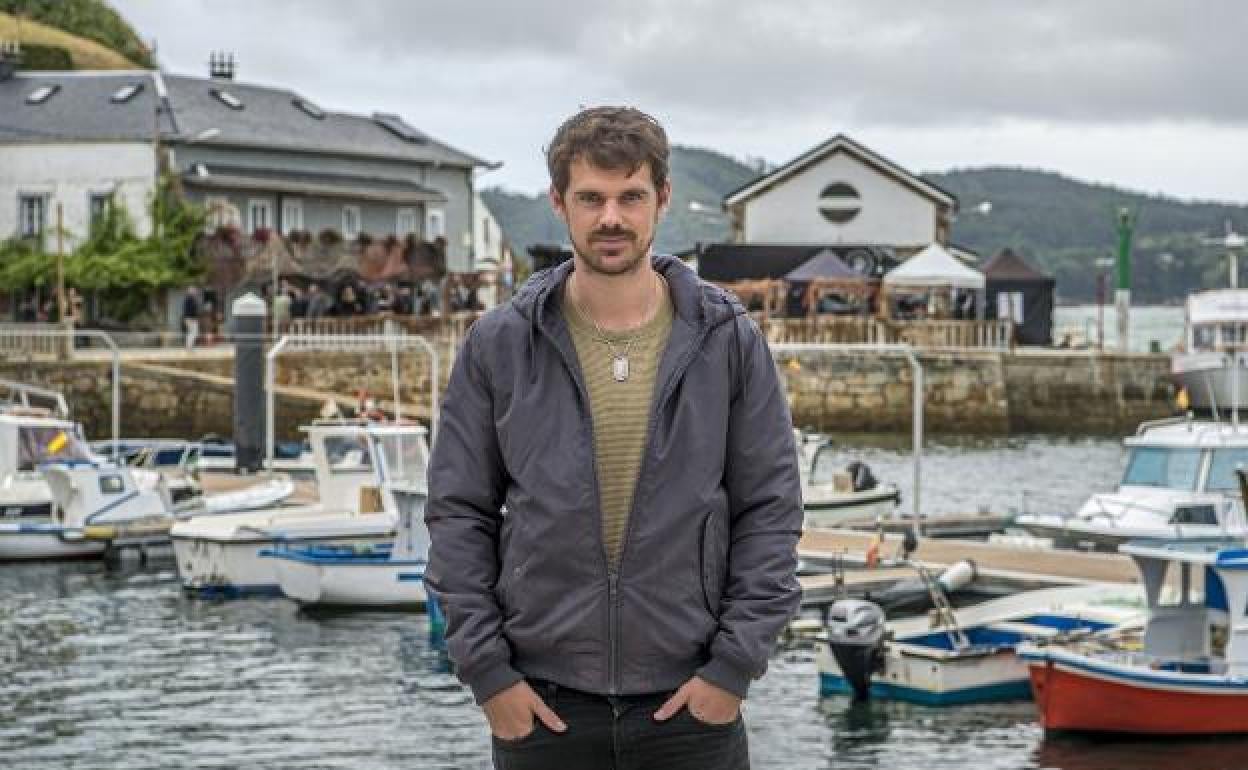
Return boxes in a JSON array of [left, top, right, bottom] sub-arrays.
[[182, 286, 201, 349], [395, 285, 414, 315], [272, 280, 292, 334], [336, 285, 364, 317], [306, 283, 332, 319]]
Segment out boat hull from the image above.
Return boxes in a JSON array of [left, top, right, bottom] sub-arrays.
[[270, 552, 426, 608], [0, 522, 106, 560], [1025, 650, 1248, 735], [818, 638, 1030, 705], [1172, 353, 1248, 411], [804, 486, 900, 528], [172, 532, 390, 597]]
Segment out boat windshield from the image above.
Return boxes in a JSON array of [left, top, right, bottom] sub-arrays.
[[323, 434, 374, 474], [1122, 447, 1202, 490], [378, 434, 427, 485], [18, 425, 93, 471], [1206, 448, 1248, 494]]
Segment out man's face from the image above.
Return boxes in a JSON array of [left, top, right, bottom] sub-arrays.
[[550, 157, 669, 277]]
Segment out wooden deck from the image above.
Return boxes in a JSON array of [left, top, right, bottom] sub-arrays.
[[798, 528, 1138, 586]]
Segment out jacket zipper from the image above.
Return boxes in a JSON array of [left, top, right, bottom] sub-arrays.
[[540, 312, 619, 694]]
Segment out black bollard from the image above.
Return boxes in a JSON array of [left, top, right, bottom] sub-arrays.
[[232, 292, 267, 474]]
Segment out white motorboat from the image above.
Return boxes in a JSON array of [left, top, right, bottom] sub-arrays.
[[1017, 417, 1248, 549], [0, 382, 108, 560], [263, 480, 428, 609], [798, 432, 900, 528], [1171, 289, 1248, 412], [170, 420, 428, 597], [39, 460, 293, 551], [819, 581, 1144, 705]]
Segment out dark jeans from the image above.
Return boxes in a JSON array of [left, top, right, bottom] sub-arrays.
[[491, 679, 750, 770]]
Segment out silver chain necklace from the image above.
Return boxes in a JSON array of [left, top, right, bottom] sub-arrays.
[[569, 272, 663, 383]]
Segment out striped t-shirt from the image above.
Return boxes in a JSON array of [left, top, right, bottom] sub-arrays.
[[562, 279, 673, 570]]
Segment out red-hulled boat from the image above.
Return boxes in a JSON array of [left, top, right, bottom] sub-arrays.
[[1020, 539, 1248, 735]]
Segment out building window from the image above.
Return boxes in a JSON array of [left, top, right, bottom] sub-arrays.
[[248, 199, 272, 234], [89, 193, 113, 234], [343, 205, 361, 240], [281, 198, 304, 236], [426, 208, 445, 239], [18, 195, 46, 239], [396, 208, 418, 237]]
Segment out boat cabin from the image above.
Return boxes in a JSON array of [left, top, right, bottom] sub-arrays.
[[1121, 539, 1248, 678], [1123, 420, 1248, 502], [303, 420, 429, 514], [1186, 290, 1248, 352]]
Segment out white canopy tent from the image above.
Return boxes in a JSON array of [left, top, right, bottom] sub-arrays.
[[883, 243, 985, 290], [882, 243, 985, 320]]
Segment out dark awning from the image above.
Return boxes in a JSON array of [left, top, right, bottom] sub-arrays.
[[785, 248, 865, 283]]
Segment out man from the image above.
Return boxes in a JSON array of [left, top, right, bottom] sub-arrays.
[[306, 283, 332, 319], [426, 106, 801, 769]]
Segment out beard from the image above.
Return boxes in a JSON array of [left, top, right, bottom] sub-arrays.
[[569, 224, 656, 277]]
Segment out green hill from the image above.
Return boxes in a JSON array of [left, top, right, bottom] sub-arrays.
[[485, 149, 1248, 303], [928, 168, 1248, 302], [0, 0, 151, 68]]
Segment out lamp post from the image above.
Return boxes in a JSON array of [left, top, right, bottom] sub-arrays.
[[1114, 207, 1137, 353], [1094, 256, 1115, 350]]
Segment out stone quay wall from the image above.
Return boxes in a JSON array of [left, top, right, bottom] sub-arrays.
[[777, 348, 1175, 435], [4, 345, 1174, 441]]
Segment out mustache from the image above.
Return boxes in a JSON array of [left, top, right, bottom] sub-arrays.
[[589, 228, 636, 241]]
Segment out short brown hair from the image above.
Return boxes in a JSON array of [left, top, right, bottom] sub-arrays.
[[545, 106, 670, 196]]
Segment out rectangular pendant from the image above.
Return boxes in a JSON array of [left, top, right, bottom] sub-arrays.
[[612, 355, 629, 382]]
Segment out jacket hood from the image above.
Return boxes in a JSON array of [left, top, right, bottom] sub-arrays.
[[511, 254, 745, 334]]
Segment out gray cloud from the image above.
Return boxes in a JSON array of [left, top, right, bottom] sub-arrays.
[[109, 0, 1248, 199], [124, 0, 1248, 125]]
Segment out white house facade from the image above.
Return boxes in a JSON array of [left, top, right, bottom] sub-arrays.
[[724, 134, 956, 252], [0, 141, 156, 251]]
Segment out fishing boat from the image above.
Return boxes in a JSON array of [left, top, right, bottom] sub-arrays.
[[262, 478, 427, 609], [40, 459, 293, 554], [1021, 538, 1248, 734], [799, 432, 900, 527], [170, 420, 428, 597], [819, 580, 1143, 705], [0, 381, 110, 560], [1171, 289, 1248, 412], [1016, 417, 1248, 549]]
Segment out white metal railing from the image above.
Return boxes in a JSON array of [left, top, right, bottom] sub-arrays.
[[264, 330, 440, 472]]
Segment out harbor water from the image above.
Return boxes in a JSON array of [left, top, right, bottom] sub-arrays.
[[5, 434, 1248, 769]]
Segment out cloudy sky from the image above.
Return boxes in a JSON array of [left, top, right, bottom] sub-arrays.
[[112, 0, 1248, 203]]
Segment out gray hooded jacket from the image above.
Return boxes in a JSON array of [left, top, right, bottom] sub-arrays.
[[425, 255, 802, 704]]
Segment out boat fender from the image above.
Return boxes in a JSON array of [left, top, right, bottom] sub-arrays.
[[936, 559, 978, 594]]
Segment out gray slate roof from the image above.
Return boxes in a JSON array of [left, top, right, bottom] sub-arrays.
[[0, 71, 171, 142], [0, 70, 489, 169], [184, 163, 448, 204]]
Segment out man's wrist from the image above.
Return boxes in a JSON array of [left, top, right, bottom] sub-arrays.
[[695, 657, 753, 700], [466, 661, 526, 705]]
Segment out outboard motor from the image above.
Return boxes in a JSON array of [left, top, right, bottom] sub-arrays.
[[825, 599, 886, 701], [846, 461, 878, 492]]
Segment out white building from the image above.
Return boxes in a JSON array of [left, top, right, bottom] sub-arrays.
[[700, 135, 961, 284], [724, 134, 956, 252], [0, 71, 162, 252]]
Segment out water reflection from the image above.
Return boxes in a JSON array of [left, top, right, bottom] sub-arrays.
[[1035, 734, 1248, 770]]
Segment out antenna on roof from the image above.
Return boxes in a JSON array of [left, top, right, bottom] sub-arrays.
[[0, 41, 21, 82], [209, 51, 236, 81]]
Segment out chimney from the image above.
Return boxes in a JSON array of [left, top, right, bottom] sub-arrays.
[[208, 51, 236, 81], [0, 41, 21, 82]]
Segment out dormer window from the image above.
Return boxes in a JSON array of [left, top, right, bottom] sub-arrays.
[[294, 98, 324, 119], [211, 88, 243, 110], [25, 84, 60, 105], [111, 83, 144, 103]]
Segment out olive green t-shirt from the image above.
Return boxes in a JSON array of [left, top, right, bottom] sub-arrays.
[[562, 279, 673, 570]]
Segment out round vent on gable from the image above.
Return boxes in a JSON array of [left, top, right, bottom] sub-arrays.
[[818, 182, 861, 224]]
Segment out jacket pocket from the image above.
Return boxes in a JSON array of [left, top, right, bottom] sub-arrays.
[[699, 510, 728, 617]]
